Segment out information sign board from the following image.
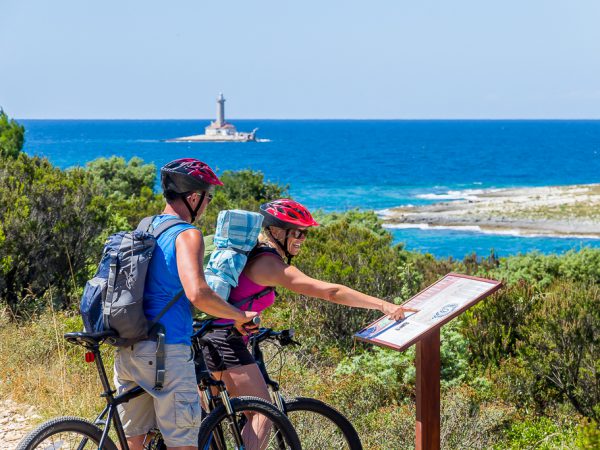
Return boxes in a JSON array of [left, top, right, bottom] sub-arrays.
[[355, 273, 502, 352]]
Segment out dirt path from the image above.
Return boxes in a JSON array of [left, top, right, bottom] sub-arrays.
[[0, 399, 41, 450]]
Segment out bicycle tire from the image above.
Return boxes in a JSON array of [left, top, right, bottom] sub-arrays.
[[198, 396, 301, 450], [16, 416, 118, 450], [283, 397, 362, 450]]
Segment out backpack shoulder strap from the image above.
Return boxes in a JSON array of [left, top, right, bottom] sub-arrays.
[[136, 216, 155, 232], [151, 218, 189, 238], [228, 244, 279, 310], [229, 286, 275, 309], [248, 245, 282, 261], [136, 216, 189, 238]]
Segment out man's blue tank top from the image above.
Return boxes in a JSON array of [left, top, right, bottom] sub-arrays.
[[144, 214, 196, 345]]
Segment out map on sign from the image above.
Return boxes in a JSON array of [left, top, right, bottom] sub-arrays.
[[355, 273, 502, 352]]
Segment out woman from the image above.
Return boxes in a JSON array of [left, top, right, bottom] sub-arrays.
[[202, 199, 414, 402]]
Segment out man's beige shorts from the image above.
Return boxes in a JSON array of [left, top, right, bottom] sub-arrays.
[[113, 340, 201, 447]]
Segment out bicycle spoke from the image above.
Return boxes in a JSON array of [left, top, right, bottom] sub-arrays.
[[198, 397, 300, 450], [209, 411, 282, 449], [287, 409, 350, 449]]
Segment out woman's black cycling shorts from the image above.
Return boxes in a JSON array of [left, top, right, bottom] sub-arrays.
[[200, 328, 256, 372]]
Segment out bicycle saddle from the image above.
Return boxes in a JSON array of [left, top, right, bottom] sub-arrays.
[[64, 330, 117, 347]]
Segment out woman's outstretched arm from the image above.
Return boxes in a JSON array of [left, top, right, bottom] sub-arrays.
[[247, 255, 417, 321]]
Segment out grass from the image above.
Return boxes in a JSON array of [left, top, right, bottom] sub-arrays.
[[0, 310, 586, 449], [0, 310, 110, 423]]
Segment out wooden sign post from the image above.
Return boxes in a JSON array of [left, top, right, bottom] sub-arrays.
[[416, 328, 440, 449], [355, 273, 502, 450]]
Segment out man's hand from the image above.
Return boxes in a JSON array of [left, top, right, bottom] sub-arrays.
[[381, 301, 419, 321], [233, 311, 260, 335]]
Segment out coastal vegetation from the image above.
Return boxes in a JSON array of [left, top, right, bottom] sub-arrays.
[[0, 114, 599, 448]]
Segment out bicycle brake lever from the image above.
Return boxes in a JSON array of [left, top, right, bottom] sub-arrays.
[[277, 334, 300, 346]]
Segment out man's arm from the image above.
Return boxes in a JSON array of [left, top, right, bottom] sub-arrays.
[[176, 228, 258, 327]]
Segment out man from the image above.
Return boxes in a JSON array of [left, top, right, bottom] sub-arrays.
[[113, 158, 258, 450]]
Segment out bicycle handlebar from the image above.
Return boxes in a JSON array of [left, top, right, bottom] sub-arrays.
[[191, 319, 299, 348], [249, 327, 299, 347]]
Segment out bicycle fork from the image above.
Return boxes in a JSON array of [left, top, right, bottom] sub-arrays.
[[200, 379, 246, 450]]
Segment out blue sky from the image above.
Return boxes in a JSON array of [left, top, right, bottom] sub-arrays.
[[1, 1, 599, 119]]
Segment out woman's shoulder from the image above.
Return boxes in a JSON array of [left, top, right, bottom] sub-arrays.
[[244, 245, 285, 281]]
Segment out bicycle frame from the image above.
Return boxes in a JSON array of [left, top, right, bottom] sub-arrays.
[[192, 321, 291, 450], [251, 337, 287, 412], [72, 336, 143, 450]]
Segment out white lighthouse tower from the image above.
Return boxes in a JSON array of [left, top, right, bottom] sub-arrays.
[[205, 93, 237, 137], [215, 93, 225, 128]]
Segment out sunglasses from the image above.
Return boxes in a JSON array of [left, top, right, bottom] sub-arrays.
[[192, 192, 213, 203], [289, 228, 309, 239]]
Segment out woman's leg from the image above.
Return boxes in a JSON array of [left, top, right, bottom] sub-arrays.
[[212, 364, 272, 450]]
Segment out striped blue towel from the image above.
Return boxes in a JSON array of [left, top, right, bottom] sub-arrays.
[[204, 210, 264, 300]]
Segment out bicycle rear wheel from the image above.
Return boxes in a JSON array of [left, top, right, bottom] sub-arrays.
[[16, 416, 118, 450], [198, 396, 301, 450], [283, 397, 362, 450]]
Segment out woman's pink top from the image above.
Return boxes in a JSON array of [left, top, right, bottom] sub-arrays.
[[214, 252, 279, 325]]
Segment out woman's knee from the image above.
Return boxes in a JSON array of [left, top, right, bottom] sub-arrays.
[[221, 364, 270, 400]]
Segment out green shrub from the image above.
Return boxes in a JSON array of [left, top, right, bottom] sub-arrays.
[[576, 418, 600, 450], [482, 248, 600, 288], [85, 156, 156, 199], [498, 416, 577, 449], [335, 346, 416, 403], [0, 110, 24, 159], [461, 281, 541, 367], [0, 154, 108, 316], [519, 281, 600, 420], [335, 319, 475, 410]]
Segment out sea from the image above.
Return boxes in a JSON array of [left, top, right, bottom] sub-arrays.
[[20, 119, 600, 259]]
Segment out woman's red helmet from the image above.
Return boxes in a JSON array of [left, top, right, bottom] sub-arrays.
[[259, 199, 319, 229], [160, 158, 223, 194]]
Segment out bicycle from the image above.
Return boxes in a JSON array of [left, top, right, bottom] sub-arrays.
[[194, 321, 362, 450], [249, 327, 362, 450], [17, 329, 301, 450]]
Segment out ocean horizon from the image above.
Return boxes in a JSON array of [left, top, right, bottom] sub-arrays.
[[20, 119, 600, 259]]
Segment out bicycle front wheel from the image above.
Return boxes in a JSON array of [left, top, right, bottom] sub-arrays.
[[198, 396, 301, 450], [284, 397, 362, 450], [16, 416, 118, 450]]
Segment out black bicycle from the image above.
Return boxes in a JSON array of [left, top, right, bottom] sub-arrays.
[[17, 329, 301, 450], [194, 320, 362, 450], [249, 327, 362, 450]]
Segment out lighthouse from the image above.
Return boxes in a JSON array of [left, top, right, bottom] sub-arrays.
[[166, 93, 258, 142], [205, 93, 236, 136], [216, 93, 225, 128]]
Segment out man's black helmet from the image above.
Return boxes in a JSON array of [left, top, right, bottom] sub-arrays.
[[160, 158, 223, 194]]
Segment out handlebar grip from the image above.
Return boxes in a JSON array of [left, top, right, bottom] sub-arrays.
[[248, 316, 261, 326], [231, 316, 261, 337]]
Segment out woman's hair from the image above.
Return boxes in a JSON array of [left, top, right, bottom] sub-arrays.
[[257, 230, 272, 246]]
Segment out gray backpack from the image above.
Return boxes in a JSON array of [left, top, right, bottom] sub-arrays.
[[81, 215, 187, 346], [80, 216, 188, 390]]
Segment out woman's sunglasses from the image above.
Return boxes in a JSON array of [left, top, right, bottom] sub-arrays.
[[289, 228, 309, 239]]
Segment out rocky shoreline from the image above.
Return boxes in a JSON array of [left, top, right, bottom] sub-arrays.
[[380, 184, 600, 238]]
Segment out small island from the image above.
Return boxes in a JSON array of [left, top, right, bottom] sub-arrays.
[[380, 183, 600, 238], [167, 93, 258, 142]]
